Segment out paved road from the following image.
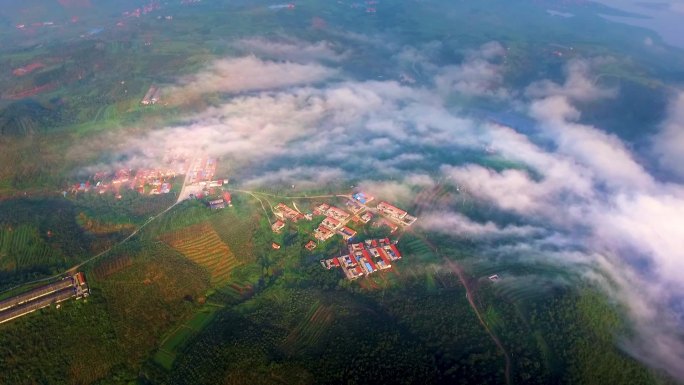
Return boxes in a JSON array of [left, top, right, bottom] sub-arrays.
[[176, 161, 198, 203]]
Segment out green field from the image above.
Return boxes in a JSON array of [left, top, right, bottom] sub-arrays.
[[153, 305, 221, 370]]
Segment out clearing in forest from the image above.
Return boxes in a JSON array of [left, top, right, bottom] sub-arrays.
[[161, 222, 239, 286]]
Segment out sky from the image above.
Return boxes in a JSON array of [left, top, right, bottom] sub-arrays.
[[80, 10, 684, 380]]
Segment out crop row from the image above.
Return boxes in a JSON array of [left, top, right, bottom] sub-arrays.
[[162, 223, 240, 286], [283, 301, 333, 356], [0, 225, 61, 272]]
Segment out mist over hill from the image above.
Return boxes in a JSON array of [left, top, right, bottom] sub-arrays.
[[0, 0, 683, 384]]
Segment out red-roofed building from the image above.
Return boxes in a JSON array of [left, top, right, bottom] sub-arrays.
[[375, 248, 392, 267], [361, 249, 378, 272], [75, 272, 86, 286], [322, 238, 403, 279], [314, 225, 335, 241], [313, 203, 330, 216], [338, 226, 357, 240], [377, 201, 408, 220], [327, 206, 350, 221], [390, 244, 402, 259], [361, 249, 372, 261], [360, 212, 373, 223], [320, 216, 342, 230], [275, 203, 304, 222], [271, 220, 285, 233]]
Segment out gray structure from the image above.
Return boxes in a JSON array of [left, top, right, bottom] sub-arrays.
[[0, 273, 89, 325], [0, 278, 73, 312]]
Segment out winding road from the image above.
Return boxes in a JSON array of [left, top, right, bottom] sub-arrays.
[[417, 233, 512, 385]]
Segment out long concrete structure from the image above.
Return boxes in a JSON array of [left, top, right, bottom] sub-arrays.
[[0, 278, 73, 312], [0, 288, 75, 324], [0, 273, 89, 325]]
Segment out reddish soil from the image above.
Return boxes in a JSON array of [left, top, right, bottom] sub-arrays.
[[6, 83, 57, 99], [12, 62, 45, 76]]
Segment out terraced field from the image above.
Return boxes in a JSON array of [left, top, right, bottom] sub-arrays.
[[161, 223, 240, 286], [219, 280, 254, 302]]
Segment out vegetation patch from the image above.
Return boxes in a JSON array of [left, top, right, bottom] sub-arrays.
[[282, 300, 334, 357], [153, 305, 221, 370], [96, 243, 211, 366], [0, 224, 64, 275], [76, 212, 135, 235]]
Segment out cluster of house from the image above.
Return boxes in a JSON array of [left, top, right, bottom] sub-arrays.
[[269, 201, 359, 251], [321, 238, 402, 280], [186, 158, 218, 186], [71, 167, 179, 198], [351, 192, 417, 233], [312, 203, 358, 241], [208, 192, 232, 210], [376, 201, 417, 226], [133, 168, 176, 194], [140, 85, 162, 105], [123, 1, 162, 19], [274, 203, 304, 222], [268, 192, 417, 254]]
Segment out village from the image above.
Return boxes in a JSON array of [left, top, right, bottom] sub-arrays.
[[140, 84, 162, 106], [265, 191, 417, 280], [70, 166, 178, 198], [321, 238, 402, 280], [69, 155, 229, 204], [69, 153, 415, 282]]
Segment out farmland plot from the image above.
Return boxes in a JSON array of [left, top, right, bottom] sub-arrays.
[[162, 223, 240, 286]]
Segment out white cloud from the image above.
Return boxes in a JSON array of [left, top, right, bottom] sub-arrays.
[[419, 211, 543, 238], [355, 180, 421, 204], [525, 58, 617, 102], [438, 69, 684, 379], [434, 41, 510, 99], [166, 56, 337, 103], [242, 166, 346, 190], [652, 92, 684, 179], [592, 190, 684, 290], [233, 38, 348, 63], [530, 95, 655, 190], [442, 164, 551, 214]]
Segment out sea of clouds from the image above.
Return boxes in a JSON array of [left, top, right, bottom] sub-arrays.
[[91, 37, 684, 379]]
